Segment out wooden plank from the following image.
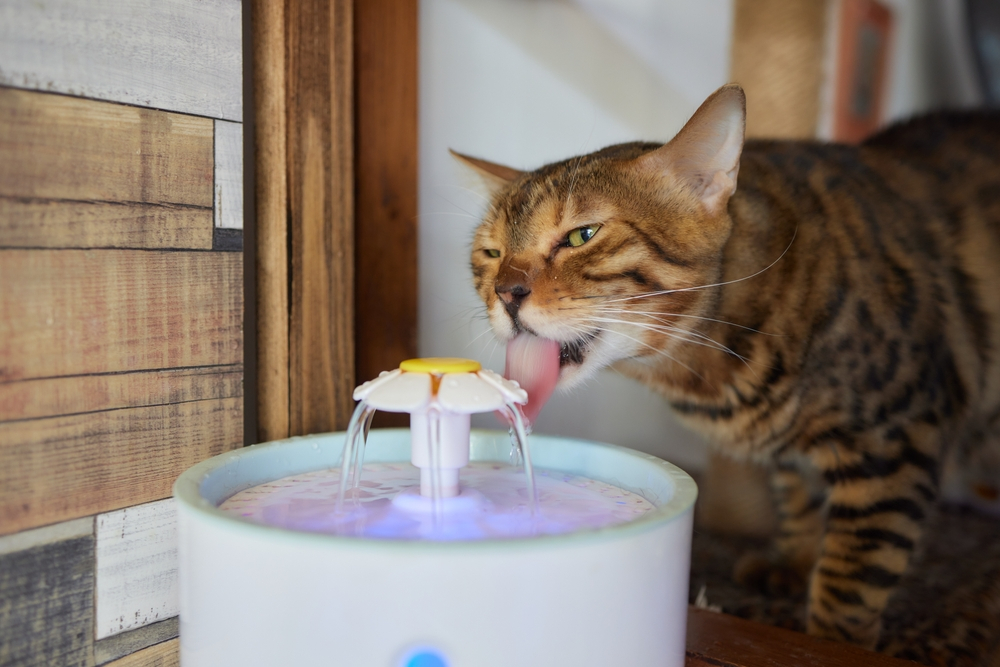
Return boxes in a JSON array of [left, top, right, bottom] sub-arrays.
[[214, 120, 244, 230], [353, 0, 418, 400], [0, 88, 213, 207], [0, 0, 241, 121], [0, 396, 242, 535], [685, 607, 918, 667], [95, 500, 177, 640], [0, 198, 213, 250], [287, 0, 356, 435], [94, 618, 177, 666], [0, 522, 95, 667], [0, 250, 242, 383], [103, 638, 178, 667], [0, 365, 242, 423], [252, 0, 290, 442]]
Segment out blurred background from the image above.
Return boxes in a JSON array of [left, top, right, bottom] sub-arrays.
[[417, 0, 996, 477]]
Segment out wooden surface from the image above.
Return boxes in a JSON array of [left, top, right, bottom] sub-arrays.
[[252, 0, 291, 442], [0, 366, 242, 423], [0, 250, 242, 381], [214, 119, 244, 230], [95, 499, 178, 640], [354, 0, 419, 390], [0, 0, 241, 121], [95, 618, 179, 666], [686, 608, 918, 666], [0, 88, 215, 251], [1, 397, 241, 534], [0, 522, 94, 667], [286, 0, 356, 435], [104, 638, 179, 667], [0, 88, 213, 206], [729, 0, 828, 139]]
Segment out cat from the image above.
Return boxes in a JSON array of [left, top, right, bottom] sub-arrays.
[[457, 84, 1000, 656]]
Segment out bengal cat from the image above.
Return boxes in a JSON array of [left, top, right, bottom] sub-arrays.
[[459, 84, 1000, 656]]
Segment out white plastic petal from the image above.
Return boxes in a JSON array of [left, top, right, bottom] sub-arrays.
[[475, 369, 528, 405], [364, 371, 432, 413], [353, 369, 402, 401], [436, 373, 506, 414]]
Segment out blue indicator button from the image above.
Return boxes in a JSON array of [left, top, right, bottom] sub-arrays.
[[403, 648, 448, 667]]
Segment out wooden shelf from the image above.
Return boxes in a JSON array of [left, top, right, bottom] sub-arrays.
[[687, 608, 917, 666]]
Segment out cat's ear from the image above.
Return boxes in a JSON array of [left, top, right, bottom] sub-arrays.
[[641, 84, 746, 215], [450, 149, 523, 196]]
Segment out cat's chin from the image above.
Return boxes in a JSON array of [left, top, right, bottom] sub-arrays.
[[553, 332, 608, 390]]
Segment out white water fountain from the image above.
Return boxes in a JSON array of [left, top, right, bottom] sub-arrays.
[[175, 358, 697, 667]]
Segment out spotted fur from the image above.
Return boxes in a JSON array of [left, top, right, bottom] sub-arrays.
[[462, 85, 1000, 659]]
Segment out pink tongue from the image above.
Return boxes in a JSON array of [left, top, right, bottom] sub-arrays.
[[504, 334, 561, 425]]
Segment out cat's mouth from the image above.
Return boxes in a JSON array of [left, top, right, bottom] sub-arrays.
[[559, 332, 599, 367]]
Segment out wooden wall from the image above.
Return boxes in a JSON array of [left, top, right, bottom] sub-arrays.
[[0, 1, 243, 664]]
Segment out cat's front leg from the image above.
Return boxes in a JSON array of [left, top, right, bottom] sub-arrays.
[[734, 461, 825, 596], [806, 427, 938, 649]]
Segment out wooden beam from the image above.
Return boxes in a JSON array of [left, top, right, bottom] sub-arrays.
[[354, 0, 419, 392], [286, 0, 355, 435], [252, 0, 355, 440], [251, 0, 290, 442]]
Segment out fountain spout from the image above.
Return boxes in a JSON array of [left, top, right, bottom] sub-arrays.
[[351, 357, 529, 499]]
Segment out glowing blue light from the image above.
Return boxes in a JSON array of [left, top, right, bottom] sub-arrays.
[[404, 649, 448, 667]]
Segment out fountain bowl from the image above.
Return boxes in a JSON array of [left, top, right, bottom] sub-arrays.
[[174, 428, 697, 667]]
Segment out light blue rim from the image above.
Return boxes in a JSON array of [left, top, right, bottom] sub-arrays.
[[173, 428, 698, 551]]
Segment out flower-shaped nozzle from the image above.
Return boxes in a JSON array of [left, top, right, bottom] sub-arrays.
[[352, 358, 527, 497]]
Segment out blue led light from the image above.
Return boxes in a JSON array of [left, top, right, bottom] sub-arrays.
[[403, 649, 448, 667]]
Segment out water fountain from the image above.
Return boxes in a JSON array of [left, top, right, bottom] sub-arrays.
[[174, 358, 697, 667]]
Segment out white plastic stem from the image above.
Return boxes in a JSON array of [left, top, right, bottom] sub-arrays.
[[410, 409, 470, 498]]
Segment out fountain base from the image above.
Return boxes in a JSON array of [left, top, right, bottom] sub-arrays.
[[174, 429, 697, 667]]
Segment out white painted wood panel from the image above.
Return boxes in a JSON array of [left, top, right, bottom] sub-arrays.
[[214, 120, 244, 229], [0, 0, 242, 122], [95, 498, 179, 640]]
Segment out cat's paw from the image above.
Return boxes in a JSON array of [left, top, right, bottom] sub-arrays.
[[733, 550, 809, 598]]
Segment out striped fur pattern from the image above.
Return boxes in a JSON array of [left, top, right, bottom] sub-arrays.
[[462, 85, 1000, 658]]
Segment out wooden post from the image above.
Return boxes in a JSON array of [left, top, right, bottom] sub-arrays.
[[252, 0, 290, 442], [252, 0, 356, 440], [354, 0, 419, 396]]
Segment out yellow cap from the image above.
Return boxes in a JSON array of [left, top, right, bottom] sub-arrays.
[[399, 357, 482, 375]]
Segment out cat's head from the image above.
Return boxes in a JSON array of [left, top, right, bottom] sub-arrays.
[[460, 84, 746, 389]]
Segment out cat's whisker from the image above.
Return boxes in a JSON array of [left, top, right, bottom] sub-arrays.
[[559, 317, 709, 382], [603, 227, 798, 305], [587, 315, 755, 368], [594, 307, 785, 337]]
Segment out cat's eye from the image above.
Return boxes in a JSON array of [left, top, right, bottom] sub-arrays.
[[484, 249, 501, 258], [567, 225, 600, 248]]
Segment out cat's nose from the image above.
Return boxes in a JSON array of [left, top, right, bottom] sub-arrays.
[[496, 283, 531, 319]]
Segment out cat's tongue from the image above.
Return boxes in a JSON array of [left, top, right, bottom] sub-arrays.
[[504, 334, 561, 425]]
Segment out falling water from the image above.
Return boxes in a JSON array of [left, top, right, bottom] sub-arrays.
[[337, 400, 375, 508]]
